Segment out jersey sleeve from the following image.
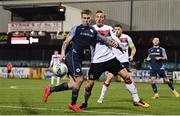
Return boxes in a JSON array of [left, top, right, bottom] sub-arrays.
[[68, 26, 77, 38], [110, 29, 122, 45], [127, 35, 135, 48], [161, 48, 167, 58]]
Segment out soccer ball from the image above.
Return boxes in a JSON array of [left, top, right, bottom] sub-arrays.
[[52, 62, 68, 76]]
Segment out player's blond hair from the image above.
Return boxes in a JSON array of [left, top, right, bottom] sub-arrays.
[[95, 10, 106, 18]]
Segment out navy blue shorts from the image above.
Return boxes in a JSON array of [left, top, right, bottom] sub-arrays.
[[65, 51, 83, 77], [88, 58, 124, 80], [150, 69, 166, 78]]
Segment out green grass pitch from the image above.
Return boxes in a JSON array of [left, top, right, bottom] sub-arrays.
[[0, 78, 180, 115]]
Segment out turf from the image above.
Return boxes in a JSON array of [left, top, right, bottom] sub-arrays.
[[0, 78, 180, 115]]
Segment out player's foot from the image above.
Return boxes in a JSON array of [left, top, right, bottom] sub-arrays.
[[97, 98, 104, 103], [133, 100, 150, 108], [79, 103, 88, 110], [44, 85, 51, 103], [173, 90, 179, 97], [152, 94, 159, 99], [68, 104, 84, 112]]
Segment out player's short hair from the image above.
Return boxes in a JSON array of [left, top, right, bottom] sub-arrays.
[[114, 24, 122, 28], [96, 10, 105, 14], [95, 10, 106, 18], [81, 9, 92, 17]]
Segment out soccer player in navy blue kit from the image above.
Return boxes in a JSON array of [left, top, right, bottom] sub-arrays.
[[43, 9, 119, 112], [145, 37, 179, 99]]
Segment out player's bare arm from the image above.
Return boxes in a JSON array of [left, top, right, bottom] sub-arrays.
[[129, 46, 136, 61], [97, 34, 119, 48], [61, 36, 72, 60], [155, 56, 167, 60], [97, 34, 125, 53], [145, 56, 151, 61]]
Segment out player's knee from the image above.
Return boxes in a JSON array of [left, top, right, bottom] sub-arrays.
[[85, 86, 93, 92], [105, 77, 112, 85], [150, 77, 156, 83], [119, 70, 130, 80], [85, 80, 95, 92], [163, 78, 169, 84], [122, 74, 130, 81], [67, 83, 73, 89], [104, 81, 110, 87], [150, 79, 155, 84]]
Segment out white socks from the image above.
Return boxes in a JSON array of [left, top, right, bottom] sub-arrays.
[[51, 76, 60, 86], [51, 76, 55, 86], [56, 77, 60, 86], [99, 80, 140, 103], [99, 84, 109, 99], [125, 82, 140, 102]]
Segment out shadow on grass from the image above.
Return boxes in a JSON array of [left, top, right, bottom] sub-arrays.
[[19, 97, 39, 115]]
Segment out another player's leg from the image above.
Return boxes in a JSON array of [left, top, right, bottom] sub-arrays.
[[80, 63, 103, 110], [68, 76, 84, 112], [56, 76, 60, 86], [44, 77, 73, 103], [7, 70, 10, 78], [163, 77, 179, 97], [51, 76, 55, 86], [150, 76, 159, 99], [119, 68, 150, 108], [97, 72, 113, 103], [79, 80, 95, 110], [11, 71, 14, 78], [172, 90, 179, 97]]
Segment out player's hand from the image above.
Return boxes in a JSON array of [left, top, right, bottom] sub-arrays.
[[107, 39, 119, 48], [84, 49, 90, 54], [144, 57, 151, 62], [129, 56, 133, 61], [60, 53, 65, 62], [155, 57, 161, 60], [117, 44, 127, 53]]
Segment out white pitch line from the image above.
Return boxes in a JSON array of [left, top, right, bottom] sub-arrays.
[[0, 105, 128, 115]]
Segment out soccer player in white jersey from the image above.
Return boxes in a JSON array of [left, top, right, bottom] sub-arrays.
[[49, 51, 61, 86], [97, 24, 136, 103], [79, 10, 149, 110]]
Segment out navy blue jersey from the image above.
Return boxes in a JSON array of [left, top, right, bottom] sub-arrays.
[[65, 24, 98, 76], [148, 46, 167, 70], [68, 24, 98, 55]]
